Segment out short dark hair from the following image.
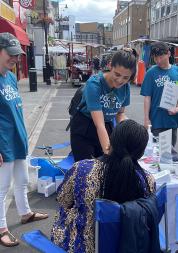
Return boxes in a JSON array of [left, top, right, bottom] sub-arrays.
[[151, 42, 169, 56], [111, 49, 137, 81]]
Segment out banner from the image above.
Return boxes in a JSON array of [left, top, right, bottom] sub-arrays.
[[19, 0, 35, 9]]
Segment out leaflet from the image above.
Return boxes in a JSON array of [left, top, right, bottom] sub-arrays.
[[159, 81, 178, 110]]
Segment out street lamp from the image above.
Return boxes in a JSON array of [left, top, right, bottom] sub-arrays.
[[58, 4, 68, 39], [126, 1, 130, 44], [43, 0, 51, 85]]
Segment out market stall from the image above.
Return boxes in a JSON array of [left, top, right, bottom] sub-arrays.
[[47, 40, 105, 86], [129, 39, 178, 86]]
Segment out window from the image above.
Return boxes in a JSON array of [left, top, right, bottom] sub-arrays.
[[155, 8, 160, 19], [61, 25, 69, 30], [151, 7, 156, 21], [172, 0, 178, 11], [166, 5, 171, 15], [3, 0, 11, 5], [161, 6, 165, 17], [155, 1, 161, 19]]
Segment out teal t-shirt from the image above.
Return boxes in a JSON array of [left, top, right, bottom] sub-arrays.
[[140, 65, 178, 129], [0, 71, 28, 162], [80, 72, 130, 122]]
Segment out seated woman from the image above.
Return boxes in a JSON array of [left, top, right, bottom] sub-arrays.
[[51, 119, 155, 253]]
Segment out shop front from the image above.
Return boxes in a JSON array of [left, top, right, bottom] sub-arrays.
[[0, 1, 30, 79]]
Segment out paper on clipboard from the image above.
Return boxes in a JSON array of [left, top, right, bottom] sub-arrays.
[[159, 81, 178, 110]]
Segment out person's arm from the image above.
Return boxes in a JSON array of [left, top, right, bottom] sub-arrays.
[[144, 96, 151, 129], [56, 163, 77, 209], [91, 111, 110, 154], [116, 107, 127, 123], [0, 154, 3, 167]]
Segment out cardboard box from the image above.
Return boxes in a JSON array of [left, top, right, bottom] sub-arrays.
[[44, 183, 56, 197], [38, 176, 52, 194], [55, 175, 64, 192]]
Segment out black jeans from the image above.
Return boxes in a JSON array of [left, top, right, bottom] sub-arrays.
[[151, 128, 177, 147], [70, 112, 113, 162]]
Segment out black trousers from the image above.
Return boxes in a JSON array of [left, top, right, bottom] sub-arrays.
[[152, 128, 177, 147], [70, 112, 113, 162]]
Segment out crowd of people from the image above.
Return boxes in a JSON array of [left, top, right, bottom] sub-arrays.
[[0, 32, 178, 253]]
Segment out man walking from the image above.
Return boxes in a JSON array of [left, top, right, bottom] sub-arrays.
[[141, 41, 178, 146]]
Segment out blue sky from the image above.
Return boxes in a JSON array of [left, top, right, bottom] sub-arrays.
[[58, 0, 116, 23]]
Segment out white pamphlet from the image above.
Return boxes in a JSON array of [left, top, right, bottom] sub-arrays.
[[159, 81, 178, 110], [159, 129, 172, 164]]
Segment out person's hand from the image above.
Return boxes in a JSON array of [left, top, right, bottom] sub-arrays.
[[0, 154, 3, 167], [168, 107, 178, 115], [144, 118, 151, 129]]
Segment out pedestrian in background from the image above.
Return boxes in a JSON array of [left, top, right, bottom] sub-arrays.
[[141, 42, 178, 146], [0, 33, 48, 247], [70, 49, 137, 162], [92, 55, 100, 74]]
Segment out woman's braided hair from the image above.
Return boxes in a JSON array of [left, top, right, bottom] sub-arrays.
[[102, 119, 150, 204]]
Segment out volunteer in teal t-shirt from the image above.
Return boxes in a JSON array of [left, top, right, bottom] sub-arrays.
[[141, 41, 178, 146], [0, 33, 48, 248], [70, 49, 138, 162], [0, 71, 28, 161]]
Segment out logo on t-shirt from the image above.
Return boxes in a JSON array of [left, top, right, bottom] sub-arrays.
[[155, 75, 176, 87], [100, 93, 122, 110], [0, 85, 20, 101]]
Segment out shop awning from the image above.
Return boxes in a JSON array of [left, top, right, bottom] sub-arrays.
[[0, 18, 30, 46]]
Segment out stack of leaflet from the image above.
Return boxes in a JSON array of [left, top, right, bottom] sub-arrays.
[[153, 170, 171, 184]]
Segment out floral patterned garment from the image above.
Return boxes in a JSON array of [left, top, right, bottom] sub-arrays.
[[51, 159, 155, 253]]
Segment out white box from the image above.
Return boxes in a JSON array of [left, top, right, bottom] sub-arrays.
[[38, 176, 52, 194], [159, 163, 178, 173], [44, 183, 56, 197], [55, 176, 64, 192], [154, 170, 171, 184]]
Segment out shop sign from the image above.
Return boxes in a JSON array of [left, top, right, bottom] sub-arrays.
[[0, 0, 16, 23], [19, 0, 35, 9]]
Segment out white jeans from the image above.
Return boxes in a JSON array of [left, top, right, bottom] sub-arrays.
[[0, 159, 31, 228]]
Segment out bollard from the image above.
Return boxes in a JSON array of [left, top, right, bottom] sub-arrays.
[[43, 65, 51, 85], [29, 68, 37, 92], [43, 65, 47, 82]]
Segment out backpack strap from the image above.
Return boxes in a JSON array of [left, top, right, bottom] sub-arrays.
[[66, 74, 103, 131]]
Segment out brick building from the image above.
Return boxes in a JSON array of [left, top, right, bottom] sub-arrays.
[[74, 22, 113, 48], [113, 0, 147, 45]]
